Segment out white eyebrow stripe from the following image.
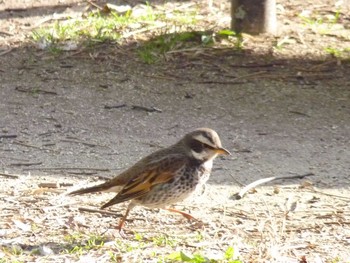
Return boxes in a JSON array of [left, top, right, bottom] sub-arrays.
[[193, 134, 216, 148]]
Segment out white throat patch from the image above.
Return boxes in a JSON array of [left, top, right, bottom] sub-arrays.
[[191, 150, 218, 163], [203, 159, 214, 170]]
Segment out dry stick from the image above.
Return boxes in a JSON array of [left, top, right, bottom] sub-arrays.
[[87, 0, 103, 10], [38, 182, 74, 188], [0, 134, 17, 139], [305, 188, 350, 201], [23, 167, 110, 171], [68, 171, 98, 176], [10, 162, 42, 167], [104, 104, 127, 109], [189, 71, 268, 85], [13, 141, 43, 150], [0, 172, 19, 179], [78, 207, 123, 217], [13, 141, 56, 153], [141, 74, 177, 81], [0, 31, 13, 36], [289, 110, 311, 117], [231, 70, 268, 81], [0, 48, 14, 56], [60, 139, 109, 148], [192, 80, 245, 85], [308, 60, 337, 71], [132, 105, 162, 113], [232, 173, 315, 200], [121, 24, 167, 39], [15, 87, 57, 95], [167, 47, 210, 54]]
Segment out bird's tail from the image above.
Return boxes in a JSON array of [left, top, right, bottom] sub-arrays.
[[69, 183, 112, 196]]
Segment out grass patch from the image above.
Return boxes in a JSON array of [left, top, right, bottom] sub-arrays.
[[137, 31, 214, 64], [325, 46, 350, 60], [0, 245, 25, 263], [152, 233, 179, 247], [166, 246, 242, 263], [298, 8, 345, 35], [31, 2, 245, 63], [63, 232, 106, 255], [31, 4, 199, 52]]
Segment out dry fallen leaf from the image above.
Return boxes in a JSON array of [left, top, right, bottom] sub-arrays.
[[12, 219, 32, 232]]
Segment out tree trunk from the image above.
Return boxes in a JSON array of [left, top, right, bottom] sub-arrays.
[[231, 0, 277, 34]]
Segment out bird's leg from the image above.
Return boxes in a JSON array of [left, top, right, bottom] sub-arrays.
[[163, 207, 197, 221], [164, 207, 204, 229], [117, 203, 134, 238]]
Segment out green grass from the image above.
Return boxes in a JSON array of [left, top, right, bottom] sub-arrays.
[[0, 245, 25, 263], [298, 9, 344, 35], [63, 232, 106, 255], [31, 4, 198, 52], [32, 11, 134, 48], [152, 233, 179, 247], [325, 46, 350, 59], [137, 31, 214, 64], [30, 3, 245, 63], [166, 247, 242, 263]]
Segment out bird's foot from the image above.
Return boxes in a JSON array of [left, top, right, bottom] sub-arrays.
[[164, 207, 196, 221], [188, 219, 205, 230]]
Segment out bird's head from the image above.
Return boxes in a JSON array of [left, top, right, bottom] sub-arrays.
[[180, 128, 230, 162]]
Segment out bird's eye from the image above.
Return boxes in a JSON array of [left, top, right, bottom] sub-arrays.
[[190, 140, 205, 153]]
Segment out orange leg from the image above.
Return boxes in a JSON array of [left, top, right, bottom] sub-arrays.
[[117, 204, 134, 238], [163, 207, 197, 221]]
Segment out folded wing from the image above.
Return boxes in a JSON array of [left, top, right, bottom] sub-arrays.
[[101, 156, 185, 209]]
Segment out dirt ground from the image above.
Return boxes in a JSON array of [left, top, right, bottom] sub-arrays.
[[0, 0, 349, 262]]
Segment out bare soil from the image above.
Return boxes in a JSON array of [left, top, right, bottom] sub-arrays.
[[0, 0, 349, 262]]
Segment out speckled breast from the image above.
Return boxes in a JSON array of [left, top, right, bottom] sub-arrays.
[[137, 163, 211, 208]]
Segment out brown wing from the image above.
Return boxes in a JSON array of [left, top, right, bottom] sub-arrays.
[[100, 156, 186, 209], [69, 147, 183, 196]]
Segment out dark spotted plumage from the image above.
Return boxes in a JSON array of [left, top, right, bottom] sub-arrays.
[[69, 128, 230, 234]]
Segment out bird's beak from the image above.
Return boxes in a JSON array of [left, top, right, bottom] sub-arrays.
[[215, 147, 231, 155]]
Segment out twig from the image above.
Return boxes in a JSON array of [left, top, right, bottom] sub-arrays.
[[142, 74, 177, 80], [78, 207, 123, 217], [191, 80, 246, 85], [167, 47, 209, 54], [87, 0, 104, 10], [132, 105, 162, 113], [38, 182, 74, 188], [121, 24, 167, 39], [228, 63, 283, 68], [104, 104, 126, 109], [0, 48, 14, 56], [231, 173, 315, 200], [0, 134, 17, 139], [0, 172, 19, 179], [305, 188, 350, 201], [289, 111, 311, 117], [231, 70, 268, 81], [23, 167, 110, 171], [97, 175, 113, 180], [0, 31, 13, 36], [32, 14, 77, 28], [308, 60, 337, 71], [68, 171, 98, 176], [10, 162, 42, 167], [13, 141, 42, 150], [60, 139, 109, 148], [15, 87, 57, 95]]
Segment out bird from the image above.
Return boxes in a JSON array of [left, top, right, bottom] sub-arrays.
[[69, 128, 230, 235]]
